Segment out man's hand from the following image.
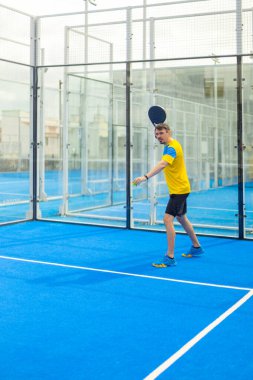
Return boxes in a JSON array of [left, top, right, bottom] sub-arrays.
[[132, 176, 147, 186], [132, 160, 167, 186]]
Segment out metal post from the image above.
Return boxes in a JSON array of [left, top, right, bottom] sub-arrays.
[[195, 103, 201, 191], [38, 48, 47, 201], [213, 57, 218, 187], [126, 8, 133, 229], [27, 16, 39, 220], [59, 26, 70, 215], [149, 17, 158, 225], [236, 0, 245, 239], [142, 0, 147, 87], [81, 0, 89, 194], [126, 62, 132, 229], [32, 66, 39, 219], [236, 56, 245, 239]]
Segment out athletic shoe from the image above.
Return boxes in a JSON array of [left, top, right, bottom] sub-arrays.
[[152, 255, 177, 268], [182, 246, 204, 258]]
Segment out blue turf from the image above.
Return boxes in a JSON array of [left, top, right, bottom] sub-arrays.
[[1, 221, 252, 288], [0, 222, 252, 379], [162, 296, 253, 380]]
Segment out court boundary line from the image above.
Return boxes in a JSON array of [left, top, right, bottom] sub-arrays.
[[143, 289, 253, 380], [0, 254, 252, 292]]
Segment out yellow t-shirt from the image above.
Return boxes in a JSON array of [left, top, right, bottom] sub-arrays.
[[162, 139, 190, 195]]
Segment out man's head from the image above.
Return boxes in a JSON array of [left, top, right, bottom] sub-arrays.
[[154, 123, 171, 144]]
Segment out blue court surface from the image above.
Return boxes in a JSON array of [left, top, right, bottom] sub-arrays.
[[0, 221, 253, 380]]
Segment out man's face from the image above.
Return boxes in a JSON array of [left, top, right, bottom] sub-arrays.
[[155, 128, 170, 144]]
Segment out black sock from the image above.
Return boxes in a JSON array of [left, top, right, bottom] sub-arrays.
[[193, 246, 200, 249]]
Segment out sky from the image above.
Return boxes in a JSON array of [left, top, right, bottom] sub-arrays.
[[0, 0, 146, 16], [1, 0, 253, 17]]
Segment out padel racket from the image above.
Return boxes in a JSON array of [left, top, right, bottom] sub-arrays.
[[148, 105, 166, 126]]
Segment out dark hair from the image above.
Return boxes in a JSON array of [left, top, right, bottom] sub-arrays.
[[155, 123, 170, 131]]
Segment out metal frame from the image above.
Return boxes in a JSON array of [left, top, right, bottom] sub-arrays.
[[0, 1, 251, 239], [59, 26, 70, 216], [35, 0, 249, 238], [236, 0, 245, 239]]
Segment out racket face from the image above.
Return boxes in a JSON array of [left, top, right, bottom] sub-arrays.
[[148, 105, 166, 126]]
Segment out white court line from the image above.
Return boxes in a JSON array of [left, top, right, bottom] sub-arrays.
[[138, 202, 253, 213], [143, 289, 253, 380], [0, 254, 252, 292], [157, 204, 238, 212], [0, 192, 27, 196]]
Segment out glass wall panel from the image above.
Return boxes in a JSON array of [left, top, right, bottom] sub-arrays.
[[0, 61, 31, 223], [38, 64, 127, 227], [243, 57, 253, 239], [131, 58, 239, 237], [0, 6, 31, 65], [38, 58, 244, 237], [0, 2, 252, 238]]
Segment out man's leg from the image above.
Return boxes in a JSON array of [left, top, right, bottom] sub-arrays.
[[152, 213, 177, 267], [176, 214, 200, 247], [164, 213, 176, 258]]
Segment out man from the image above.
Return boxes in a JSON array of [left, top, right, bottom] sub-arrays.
[[132, 123, 204, 267]]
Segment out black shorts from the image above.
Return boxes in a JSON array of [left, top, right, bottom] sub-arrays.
[[165, 193, 189, 217]]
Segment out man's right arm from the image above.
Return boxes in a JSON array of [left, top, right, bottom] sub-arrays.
[[132, 159, 168, 185]]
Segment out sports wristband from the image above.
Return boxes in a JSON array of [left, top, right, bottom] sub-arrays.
[[144, 175, 149, 180]]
